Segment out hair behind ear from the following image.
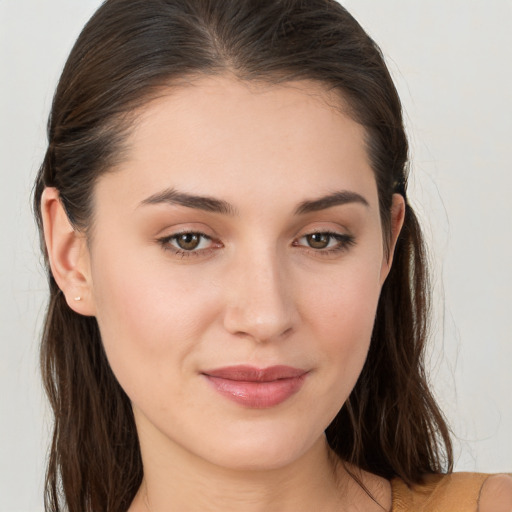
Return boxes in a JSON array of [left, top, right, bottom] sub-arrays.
[[326, 202, 453, 484], [41, 277, 142, 512]]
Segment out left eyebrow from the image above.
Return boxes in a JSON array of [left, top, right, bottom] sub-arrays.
[[294, 191, 369, 215]]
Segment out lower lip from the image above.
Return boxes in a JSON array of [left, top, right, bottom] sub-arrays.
[[204, 374, 307, 408]]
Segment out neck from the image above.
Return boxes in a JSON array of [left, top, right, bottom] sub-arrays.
[[129, 409, 392, 512], [133, 433, 346, 512]]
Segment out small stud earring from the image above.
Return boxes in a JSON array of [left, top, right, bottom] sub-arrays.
[[74, 296, 82, 301]]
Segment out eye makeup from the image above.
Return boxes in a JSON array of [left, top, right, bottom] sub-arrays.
[[157, 231, 221, 259], [156, 228, 356, 260], [293, 230, 356, 257]]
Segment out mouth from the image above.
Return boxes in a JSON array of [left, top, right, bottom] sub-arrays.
[[201, 365, 309, 408]]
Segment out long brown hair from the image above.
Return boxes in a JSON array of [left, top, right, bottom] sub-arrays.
[[33, 1, 453, 510]]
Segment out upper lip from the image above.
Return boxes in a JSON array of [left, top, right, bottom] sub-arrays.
[[202, 365, 307, 382]]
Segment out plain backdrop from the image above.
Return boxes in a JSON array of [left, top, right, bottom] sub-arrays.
[[1, 1, 511, 511]]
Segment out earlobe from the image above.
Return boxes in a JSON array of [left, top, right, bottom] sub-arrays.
[[41, 187, 96, 316], [380, 193, 406, 284]]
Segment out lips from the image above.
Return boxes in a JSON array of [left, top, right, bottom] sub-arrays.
[[202, 365, 308, 408]]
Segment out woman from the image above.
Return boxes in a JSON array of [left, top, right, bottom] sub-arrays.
[[33, 0, 511, 510]]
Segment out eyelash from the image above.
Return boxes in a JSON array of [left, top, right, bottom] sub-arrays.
[[157, 231, 218, 259], [157, 230, 355, 259], [293, 231, 356, 257]]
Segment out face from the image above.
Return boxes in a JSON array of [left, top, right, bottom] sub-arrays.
[[85, 76, 400, 470]]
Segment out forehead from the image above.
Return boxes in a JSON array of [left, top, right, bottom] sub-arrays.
[[99, 75, 377, 213]]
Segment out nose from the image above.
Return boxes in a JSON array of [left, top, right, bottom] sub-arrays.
[[222, 247, 297, 343]]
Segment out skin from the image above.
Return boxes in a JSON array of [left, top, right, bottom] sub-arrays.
[[479, 474, 512, 512], [43, 75, 407, 511]]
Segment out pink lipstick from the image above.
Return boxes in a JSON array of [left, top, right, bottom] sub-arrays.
[[202, 365, 308, 408]]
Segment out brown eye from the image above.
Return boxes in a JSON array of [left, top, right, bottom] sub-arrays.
[[176, 233, 202, 250], [158, 231, 219, 257], [306, 233, 330, 249], [294, 231, 355, 255]]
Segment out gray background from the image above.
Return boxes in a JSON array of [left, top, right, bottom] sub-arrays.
[[1, 1, 511, 510]]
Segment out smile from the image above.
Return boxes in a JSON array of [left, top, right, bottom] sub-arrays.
[[202, 365, 309, 408]]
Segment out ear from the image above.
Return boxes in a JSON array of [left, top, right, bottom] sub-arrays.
[[379, 193, 406, 285], [41, 187, 96, 316]]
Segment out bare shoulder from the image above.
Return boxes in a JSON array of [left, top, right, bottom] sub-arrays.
[[479, 474, 512, 512]]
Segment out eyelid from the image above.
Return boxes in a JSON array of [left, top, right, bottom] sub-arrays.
[[292, 229, 356, 255], [157, 230, 222, 258], [156, 226, 355, 259]]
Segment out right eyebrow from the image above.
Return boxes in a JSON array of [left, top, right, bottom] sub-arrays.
[[139, 187, 238, 216]]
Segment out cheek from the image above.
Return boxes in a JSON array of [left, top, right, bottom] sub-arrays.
[[89, 245, 221, 401], [305, 257, 382, 343], [300, 256, 383, 397], [92, 241, 216, 333]]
